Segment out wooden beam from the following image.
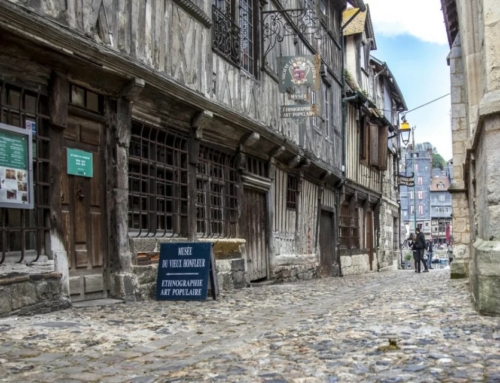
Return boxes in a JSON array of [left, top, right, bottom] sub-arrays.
[[239, 132, 260, 149], [119, 77, 145, 102], [288, 155, 301, 169]]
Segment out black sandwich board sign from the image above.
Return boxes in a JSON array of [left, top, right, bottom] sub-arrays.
[[156, 242, 218, 301]]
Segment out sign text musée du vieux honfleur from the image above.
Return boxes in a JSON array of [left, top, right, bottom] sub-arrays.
[[156, 242, 217, 301]]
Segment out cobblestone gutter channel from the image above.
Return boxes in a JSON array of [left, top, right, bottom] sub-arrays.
[[1, 270, 500, 382]]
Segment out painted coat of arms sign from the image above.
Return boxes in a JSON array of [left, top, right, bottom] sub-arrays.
[[278, 55, 320, 93]]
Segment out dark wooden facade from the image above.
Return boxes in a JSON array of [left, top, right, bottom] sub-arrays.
[[0, 0, 351, 302]]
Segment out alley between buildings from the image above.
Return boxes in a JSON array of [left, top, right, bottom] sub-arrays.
[[1, 269, 499, 383]]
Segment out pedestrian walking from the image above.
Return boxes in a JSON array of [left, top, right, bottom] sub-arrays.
[[426, 237, 434, 269], [414, 227, 429, 273], [408, 234, 418, 273]]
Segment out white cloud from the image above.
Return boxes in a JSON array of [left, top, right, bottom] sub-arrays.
[[364, 0, 448, 45]]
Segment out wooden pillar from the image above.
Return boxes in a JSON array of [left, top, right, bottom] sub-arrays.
[[105, 78, 144, 299], [267, 146, 284, 269], [188, 111, 212, 240], [48, 72, 70, 295]]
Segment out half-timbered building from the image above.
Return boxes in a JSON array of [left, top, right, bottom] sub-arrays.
[[0, 0, 366, 314], [340, 6, 407, 274]]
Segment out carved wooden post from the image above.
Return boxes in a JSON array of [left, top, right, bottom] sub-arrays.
[[268, 146, 284, 269], [188, 111, 212, 240], [106, 78, 144, 300], [48, 72, 69, 295]]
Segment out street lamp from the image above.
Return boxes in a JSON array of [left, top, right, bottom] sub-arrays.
[[399, 120, 411, 146]]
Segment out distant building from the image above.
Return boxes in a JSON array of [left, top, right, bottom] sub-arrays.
[[430, 173, 452, 245], [400, 145, 432, 237]]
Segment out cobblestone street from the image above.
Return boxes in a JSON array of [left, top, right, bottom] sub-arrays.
[[1, 270, 500, 383]]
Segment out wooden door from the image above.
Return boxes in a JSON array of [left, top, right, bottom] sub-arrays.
[[61, 116, 107, 301], [319, 209, 335, 277], [366, 211, 374, 271], [241, 188, 268, 281]]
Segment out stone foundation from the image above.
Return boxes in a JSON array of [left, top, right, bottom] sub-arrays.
[[470, 239, 500, 316], [271, 263, 319, 283], [451, 244, 470, 279], [0, 272, 71, 317], [341, 253, 373, 275]]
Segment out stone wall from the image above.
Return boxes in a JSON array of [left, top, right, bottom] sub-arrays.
[[448, 35, 471, 279], [0, 272, 70, 317], [340, 253, 372, 275], [271, 263, 319, 283], [379, 197, 399, 271]]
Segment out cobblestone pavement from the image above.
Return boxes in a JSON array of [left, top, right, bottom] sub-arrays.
[[1, 269, 500, 383]]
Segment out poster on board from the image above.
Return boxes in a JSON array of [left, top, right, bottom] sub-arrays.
[[0, 123, 33, 209]]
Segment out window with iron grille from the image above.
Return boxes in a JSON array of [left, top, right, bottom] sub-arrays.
[[212, 0, 258, 75], [339, 204, 359, 249], [245, 155, 268, 178], [393, 217, 398, 251], [128, 123, 188, 237], [0, 79, 50, 264], [197, 145, 238, 238], [286, 175, 298, 209]]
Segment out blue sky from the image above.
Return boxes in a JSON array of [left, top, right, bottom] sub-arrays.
[[364, 0, 453, 160]]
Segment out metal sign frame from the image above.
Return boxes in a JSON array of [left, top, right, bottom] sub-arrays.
[[0, 123, 34, 209]]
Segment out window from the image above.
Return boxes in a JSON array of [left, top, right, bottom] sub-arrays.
[[128, 123, 188, 237], [415, 164, 419, 171], [418, 176, 423, 185], [212, 0, 257, 75], [360, 119, 388, 170], [410, 191, 414, 200], [339, 204, 359, 249], [311, 91, 319, 131], [418, 205, 424, 215], [323, 86, 330, 137], [410, 206, 414, 215], [418, 191, 423, 200], [0, 79, 50, 263], [437, 182, 445, 190], [70, 85, 102, 113], [439, 194, 445, 202], [287, 175, 298, 209], [403, 211, 407, 216], [197, 146, 238, 238], [393, 217, 398, 251]]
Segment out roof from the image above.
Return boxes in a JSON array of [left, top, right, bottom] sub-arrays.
[[440, 0, 459, 47], [370, 56, 408, 112], [342, 5, 377, 49], [430, 176, 451, 191]]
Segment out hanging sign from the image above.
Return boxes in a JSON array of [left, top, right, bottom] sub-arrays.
[[156, 242, 218, 301], [67, 148, 93, 177], [281, 104, 318, 118], [277, 54, 321, 93], [398, 176, 415, 187], [0, 123, 34, 209]]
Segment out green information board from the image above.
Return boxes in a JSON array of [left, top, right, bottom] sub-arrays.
[[0, 123, 33, 209], [0, 131, 27, 170], [67, 148, 93, 178]]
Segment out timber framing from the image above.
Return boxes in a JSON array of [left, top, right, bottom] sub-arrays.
[[0, 0, 343, 185]]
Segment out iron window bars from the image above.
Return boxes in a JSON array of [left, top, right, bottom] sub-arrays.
[[286, 175, 298, 209], [0, 79, 50, 265], [212, 0, 258, 75], [197, 145, 238, 238], [128, 123, 189, 238], [339, 204, 360, 249]]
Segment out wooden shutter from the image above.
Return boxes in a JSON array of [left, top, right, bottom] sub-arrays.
[[369, 123, 379, 166], [360, 118, 369, 161], [378, 126, 389, 171]]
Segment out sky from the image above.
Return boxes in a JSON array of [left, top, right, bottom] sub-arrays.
[[364, 0, 453, 160]]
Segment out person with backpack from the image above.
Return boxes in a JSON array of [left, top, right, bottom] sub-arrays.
[[414, 227, 429, 273], [426, 237, 434, 269]]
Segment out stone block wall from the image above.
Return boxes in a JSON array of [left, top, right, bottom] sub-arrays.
[[448, 35, 471, 280], [340, 253, 372, 275], [271, 262, 319, 283], [378, 199, 399, 271], [0, 272, 71, 317]]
